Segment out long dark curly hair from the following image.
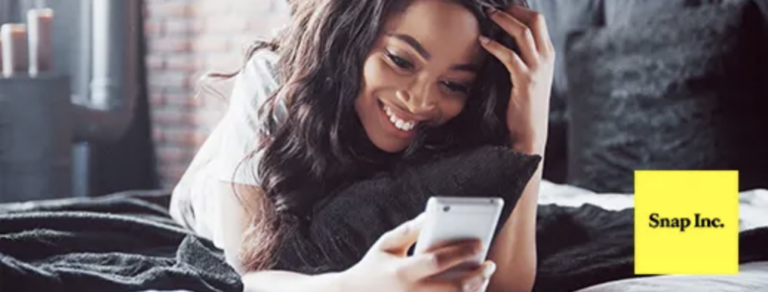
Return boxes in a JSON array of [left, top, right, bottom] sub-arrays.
[[223, 0, 528, 272]]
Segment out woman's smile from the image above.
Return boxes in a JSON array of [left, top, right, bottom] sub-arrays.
[[383, 104, 417, 132], [377, 99, 422, 139]]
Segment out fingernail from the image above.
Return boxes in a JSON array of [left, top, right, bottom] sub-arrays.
[[479, 36, 490, 44], [463, 277, 484, 292], [483, 262, 497, 278], [485, 6, 497, 15]]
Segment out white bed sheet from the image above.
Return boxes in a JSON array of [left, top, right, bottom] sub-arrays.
[[576, 261, 768, 292], [538, 180, 768, 231]]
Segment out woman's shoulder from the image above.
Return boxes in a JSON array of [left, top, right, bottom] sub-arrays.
[[234, 49, 280, 105], [230, 48, 287, 126], [245, 49, 280, 83]]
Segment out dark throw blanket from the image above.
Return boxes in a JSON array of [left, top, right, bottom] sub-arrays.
[[0, 191, 242, 292]]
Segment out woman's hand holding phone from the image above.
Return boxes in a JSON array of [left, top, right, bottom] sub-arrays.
[[340, 213, 497, 292]]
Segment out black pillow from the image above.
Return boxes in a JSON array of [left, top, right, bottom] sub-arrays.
[[272, 145, 542, 274], [564, 2, 768, 193]]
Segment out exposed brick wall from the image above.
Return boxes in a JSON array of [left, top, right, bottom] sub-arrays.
[[143, 0, 290, 189]]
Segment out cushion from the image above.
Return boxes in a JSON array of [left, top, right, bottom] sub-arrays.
[[604, 0, 739, 27], [564, 1, 768, 193], [272, 145, 542, 273], [529, 0, 606, 108], [528, 0, 606, 183]]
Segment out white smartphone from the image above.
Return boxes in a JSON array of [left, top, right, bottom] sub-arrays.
[[414, 196, 505, 279]]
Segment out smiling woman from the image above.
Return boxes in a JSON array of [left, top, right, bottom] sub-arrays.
[[170, 0, 555, 291]]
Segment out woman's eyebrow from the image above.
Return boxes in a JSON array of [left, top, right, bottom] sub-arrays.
[[451, 63, 480, 73], [386, 33, 479, 73], [387, 33, 432, 59]]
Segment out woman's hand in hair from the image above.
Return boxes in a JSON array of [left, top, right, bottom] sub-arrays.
[[339, 214, 497, 292], [480, 5, 555, 155]]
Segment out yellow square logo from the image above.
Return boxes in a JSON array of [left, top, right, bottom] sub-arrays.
[[635, 171, 739, 275]]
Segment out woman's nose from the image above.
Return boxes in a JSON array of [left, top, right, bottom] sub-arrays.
[[396, 90, 437, 116]]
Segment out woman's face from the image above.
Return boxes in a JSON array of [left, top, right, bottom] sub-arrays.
[[354, 0, 484, 153]]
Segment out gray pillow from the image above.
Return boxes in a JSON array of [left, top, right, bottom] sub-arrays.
[[528, 0, 605, 183], [529, 0, 605, 112], [564, 2, 768, 193], [604, 0, 740, 27]]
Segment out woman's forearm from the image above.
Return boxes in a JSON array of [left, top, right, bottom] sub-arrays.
[[242, 270, 345, 292], [487, 141, 544, 292]]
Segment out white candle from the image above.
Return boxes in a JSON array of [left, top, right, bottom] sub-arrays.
[[0, 38, 4, 73], [27, 8, 53, 76], [1, 24, 29, 77]]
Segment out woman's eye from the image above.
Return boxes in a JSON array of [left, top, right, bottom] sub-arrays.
[[386, 51, 414, 70], [442, 81, 470, 94]]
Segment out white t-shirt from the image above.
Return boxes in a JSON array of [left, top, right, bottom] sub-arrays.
[[170, 49, 286, 247]]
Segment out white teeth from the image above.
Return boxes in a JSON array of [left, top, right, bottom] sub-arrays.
[[383, 104, 417, 131]]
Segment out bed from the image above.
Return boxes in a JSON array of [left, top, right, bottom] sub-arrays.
[[1, 181, 766, 292], [539, 180, 768, 292]]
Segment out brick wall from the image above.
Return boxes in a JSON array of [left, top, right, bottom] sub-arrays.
[[143, 0, 291, 189]]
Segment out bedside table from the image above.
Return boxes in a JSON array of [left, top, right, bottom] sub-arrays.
[[0, 74, 73, 203]]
